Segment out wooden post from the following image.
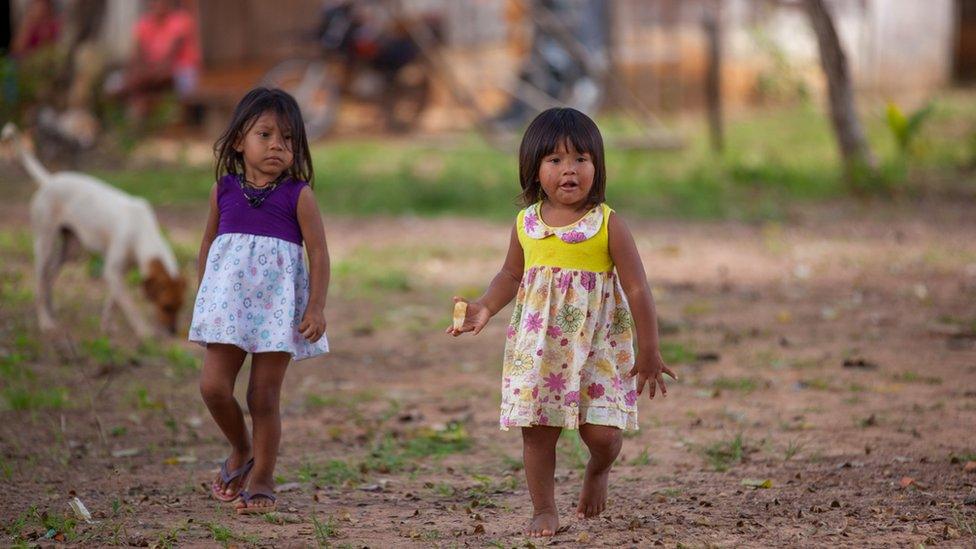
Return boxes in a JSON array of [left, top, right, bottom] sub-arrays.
[[803, 0, 876, 189], [703, 2, 724, 154]]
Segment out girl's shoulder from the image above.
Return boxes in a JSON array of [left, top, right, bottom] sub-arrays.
[[283, 177, 310, 193], [215, 173, 237, 196]]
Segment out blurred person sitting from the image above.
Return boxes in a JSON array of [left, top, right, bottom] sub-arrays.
[[104, 0, 199, 126], [10, 0, 60, 58]]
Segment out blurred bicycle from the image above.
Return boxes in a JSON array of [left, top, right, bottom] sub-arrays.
[[260, 1, 443, 139]]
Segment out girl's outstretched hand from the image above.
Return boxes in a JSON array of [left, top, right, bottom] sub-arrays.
[[445, 297, 491, 336], [298, 310, 327, 343], [628, 349, 677, 400]]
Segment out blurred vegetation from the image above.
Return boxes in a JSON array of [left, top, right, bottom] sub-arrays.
[[52, 91, 976, 221], [0, 46, 64, 125], [885, 101, 936, 157]]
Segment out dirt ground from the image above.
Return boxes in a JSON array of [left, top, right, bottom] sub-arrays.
[[1, 197, 976, 548]]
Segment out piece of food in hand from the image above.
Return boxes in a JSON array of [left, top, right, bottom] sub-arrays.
[[452, 301, 467, 331]]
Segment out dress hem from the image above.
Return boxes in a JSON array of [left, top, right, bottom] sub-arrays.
[[498, 402, 638, 431], [188, 336, 329, 362]]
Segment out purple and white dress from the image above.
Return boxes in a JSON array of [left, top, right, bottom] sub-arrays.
[[189, 174, 329, 360]]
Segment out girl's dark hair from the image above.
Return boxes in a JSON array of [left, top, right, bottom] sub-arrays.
[[518, 107, 606, 207], [214, 87, 315, 187]]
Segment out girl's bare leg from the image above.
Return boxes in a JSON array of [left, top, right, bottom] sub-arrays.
[[522, 425, 562, 536], [199, 343, 250, 497], [235, 351, 290, 511], [576, 423, 622, 518]]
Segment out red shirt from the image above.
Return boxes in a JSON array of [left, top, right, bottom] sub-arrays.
[[134, 9, 200, 72]]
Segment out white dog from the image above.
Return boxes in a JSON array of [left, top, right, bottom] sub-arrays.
[[1, 123, 186, 338]]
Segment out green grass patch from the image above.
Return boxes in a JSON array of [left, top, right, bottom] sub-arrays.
[[2, 385, 69, 411], [402, 422, 472, 457], [660, 341, 697, 364], [81, 337, 130, 366], [304, 394, 346, 410], [202, 521, 257, 546], [62, 92, 975, 221], [361, 435, 410, 474], [129, 386, 165, 410], [700, 433, 746, 472], [711, 376, 765, 393], [154, 520, 190, 549], [557, 430, 590, 470], [305, 388, 379, 411], [138, 342, 200, 377], [655, 487, 683, 498], [333, 256, 411, 297], [3, 506, 34, 540], [950, 507, 976, 538], [0, 353, 34, 382], [358, 422, 472, 474], [950, 451, 976, 463], [428, 481, 456, 497], [783, 439, 805, 461], [628, 446, 654, 466], [0, 273, 34, 307], [311, 514, 339, 546], [892, 371, 942, 385], [798, 377, 834, 391], [463, 474, 518, 509], [296, 458, 361, 487], [6, 506, 79, 542], [499, 454, 523, 472]]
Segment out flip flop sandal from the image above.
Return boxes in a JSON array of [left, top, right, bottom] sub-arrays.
[[210, 457, 254, 502], [235, 490, 277, 515]]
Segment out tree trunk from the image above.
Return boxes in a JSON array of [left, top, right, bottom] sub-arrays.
[[703, 3, 724, 154], [803, 0, 876, 188]]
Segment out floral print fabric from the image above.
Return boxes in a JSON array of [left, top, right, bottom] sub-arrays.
[[522, 201, 604, 243], [189, 233, 330, 360], [500, 205, 638, 431]]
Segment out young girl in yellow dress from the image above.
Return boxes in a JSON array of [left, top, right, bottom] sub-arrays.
[[448, 107, 676, 537]]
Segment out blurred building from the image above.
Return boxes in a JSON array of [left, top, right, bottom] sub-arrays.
[[610, 0, 964, 110], [6, 0, 976, 119]]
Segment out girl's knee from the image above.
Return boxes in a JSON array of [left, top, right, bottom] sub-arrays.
[[246, 387, 279, 418], [580, 424, 622, 453], [199, 379, 233, 406]]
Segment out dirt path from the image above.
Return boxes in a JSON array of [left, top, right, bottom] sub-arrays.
[[1, 201, 975, 547]]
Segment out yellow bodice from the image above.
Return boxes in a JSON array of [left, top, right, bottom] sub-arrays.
[[516, 202, 614, 273]]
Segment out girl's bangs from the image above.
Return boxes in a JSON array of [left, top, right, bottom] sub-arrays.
[[540, 117, 599, 157]]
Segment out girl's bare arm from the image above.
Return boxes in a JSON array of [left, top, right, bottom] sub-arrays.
[[196, 183, 220, 288], [449, 225, 524, 335], [608, 211, 676, 397], [296, 186, 329, 342], [608, 212, 659, 352], [296, 186, 329, 312]]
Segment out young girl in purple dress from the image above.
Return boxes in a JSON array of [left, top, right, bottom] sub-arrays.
[[189, 88, 330, 514]]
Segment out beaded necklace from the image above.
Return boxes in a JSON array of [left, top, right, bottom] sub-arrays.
[[238, 173, 285, 208]]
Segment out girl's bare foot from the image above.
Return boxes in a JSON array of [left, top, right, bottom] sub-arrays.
[[212, 450, 252, 500], [576, 462, 611, 518], [234, 480, 276, 513], [525, 508, 559, 537]]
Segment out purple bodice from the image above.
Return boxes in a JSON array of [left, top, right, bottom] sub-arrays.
[[215, 174, 306, 246]]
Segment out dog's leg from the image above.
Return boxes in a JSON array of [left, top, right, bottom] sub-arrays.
[[32, 226, 63, 333], [103, 248, 155, 339], [100, 297, 115, 333]]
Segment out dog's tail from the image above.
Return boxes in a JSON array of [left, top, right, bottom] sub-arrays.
[[2, 122, 52, 188]]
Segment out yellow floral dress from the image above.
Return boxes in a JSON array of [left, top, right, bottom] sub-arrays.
[[500, 201, 639, 431]]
